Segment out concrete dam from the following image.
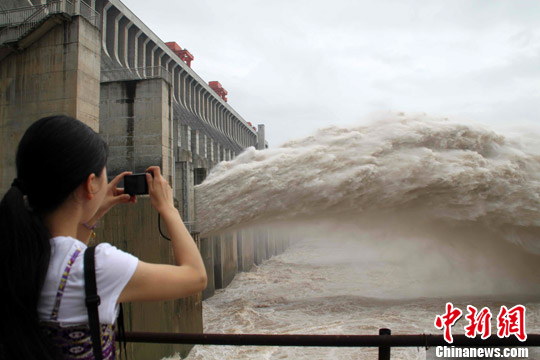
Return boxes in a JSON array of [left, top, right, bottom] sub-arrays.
[[0, 0, 288, 358]]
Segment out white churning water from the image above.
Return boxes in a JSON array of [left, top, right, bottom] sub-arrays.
[[196, 112, 540, 253], [173, 113, 540, 359]]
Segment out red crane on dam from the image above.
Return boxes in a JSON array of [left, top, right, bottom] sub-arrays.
[[166, 41, 194, 68], [209, 81, 228, 102]]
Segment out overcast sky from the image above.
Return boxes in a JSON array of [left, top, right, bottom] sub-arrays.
[[121, 0, 540, 147]]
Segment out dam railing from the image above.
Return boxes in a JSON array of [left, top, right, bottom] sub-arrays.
[[100, 66, 173, 85], [122, 329, 539, 359], [0, 0, 100, 45]]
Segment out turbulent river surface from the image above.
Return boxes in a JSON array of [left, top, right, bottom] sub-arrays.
[[170, 113, 540, 359]]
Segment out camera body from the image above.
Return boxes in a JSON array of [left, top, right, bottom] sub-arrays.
[[124, 173, 152, 195]]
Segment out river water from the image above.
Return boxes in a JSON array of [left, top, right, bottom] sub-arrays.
[[175, 113, 540, 359]]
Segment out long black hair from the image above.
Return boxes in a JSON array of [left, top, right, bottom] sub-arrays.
[[0, 115, 108, 359]]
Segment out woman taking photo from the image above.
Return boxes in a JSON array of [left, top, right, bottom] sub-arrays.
[[0, 115, 207, 359]]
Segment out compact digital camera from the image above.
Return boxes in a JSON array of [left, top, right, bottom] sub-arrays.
[[124, 172, 153, 195]]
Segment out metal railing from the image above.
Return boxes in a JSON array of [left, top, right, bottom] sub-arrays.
[[0, 0, 100, 45], [0, 4, 47, 26], [101, 66, 173, 85], [78, 0, 100, 28], [122, 329, 540, 360]]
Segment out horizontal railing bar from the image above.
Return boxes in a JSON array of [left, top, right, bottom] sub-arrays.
[[123, 332, 540, 347], [100, 66, 172, 84], [103, 66, 170, 72], [0, 4, 48, 15]]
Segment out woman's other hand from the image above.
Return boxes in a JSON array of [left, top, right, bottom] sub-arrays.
[[145, 166, 176, 216], [94, 171, 136, 220]]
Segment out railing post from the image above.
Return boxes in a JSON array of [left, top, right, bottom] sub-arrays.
[[378, 328, 391, 360]]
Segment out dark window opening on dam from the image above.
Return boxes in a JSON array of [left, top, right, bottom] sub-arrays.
[[194, 168, 207, 185]]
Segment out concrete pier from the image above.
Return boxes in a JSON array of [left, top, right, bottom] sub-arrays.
[[202, 227, 290, 301], [0, 14, 101, 194], [237, 229, 255, 272], [99, 77, 174, 181]]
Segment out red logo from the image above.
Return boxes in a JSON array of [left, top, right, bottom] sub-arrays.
[[435, 303, 527, 343], [497, 305, 527, 342], [434, 302, 463, 343], [464, 305, 492, 340]]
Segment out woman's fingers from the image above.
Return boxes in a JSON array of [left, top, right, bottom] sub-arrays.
[[106, 171, 132, 197], [146, 172, 154, 193], [110, 171, 132, 188], [144, 166, 174, 213], [145, 166, 161, 193], [115, 194, 132, 204], [145, 166, 161, 179]]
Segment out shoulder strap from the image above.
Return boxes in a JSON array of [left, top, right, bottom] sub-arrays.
[[84, 245, 103, 360]]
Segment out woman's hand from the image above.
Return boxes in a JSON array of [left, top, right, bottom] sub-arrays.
[[93, 171, 136, 221], [145, 166, 176, 215]]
